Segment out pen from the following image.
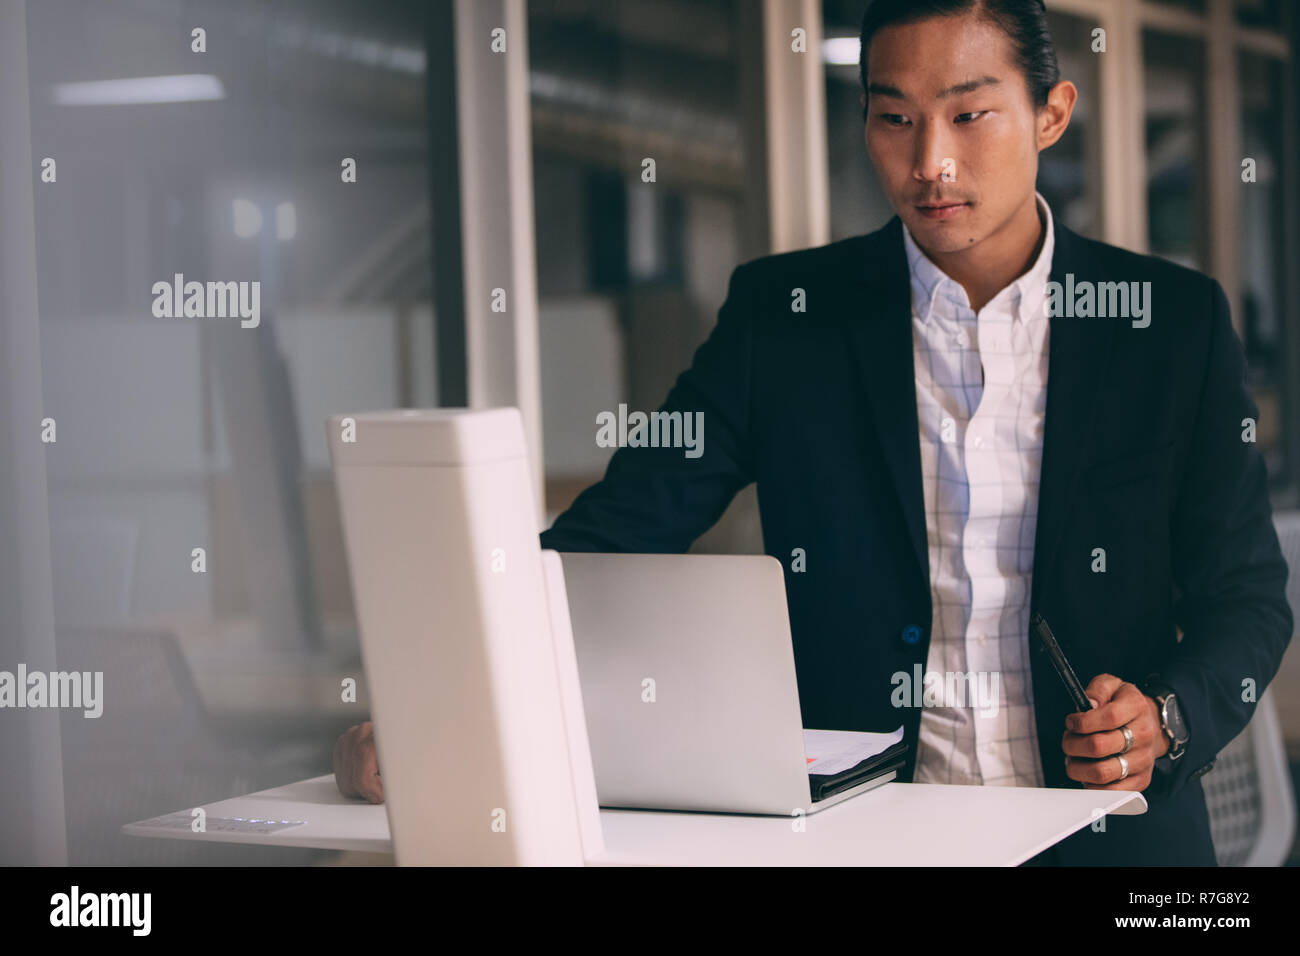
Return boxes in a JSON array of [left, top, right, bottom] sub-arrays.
[[1030, 611, 1094, 712]]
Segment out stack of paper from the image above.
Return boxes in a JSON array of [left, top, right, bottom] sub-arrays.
[[802, 726, 907, 801]]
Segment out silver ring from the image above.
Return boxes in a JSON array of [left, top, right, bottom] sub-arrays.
[[1119, 725, 1134, 755], [1116, 754, 1129, 780]]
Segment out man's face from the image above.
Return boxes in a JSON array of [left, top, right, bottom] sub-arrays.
[[862, 14, 1043, 255]]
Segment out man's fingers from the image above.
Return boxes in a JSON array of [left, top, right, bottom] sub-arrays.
[[1061, 717, 1157, 759], [1083, 673, 1124, 705], [333, 724, 362, 798], [1071, 749, 1154, 780], [1066, 680, 1145, 734], [355, 734, 384, 804], [1076, 752, 1151, 791], [1061, 726, 1120, 759], [333, 722, 384, 803]]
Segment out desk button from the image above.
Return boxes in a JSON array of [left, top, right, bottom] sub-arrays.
[[901, 624, 923, 645]]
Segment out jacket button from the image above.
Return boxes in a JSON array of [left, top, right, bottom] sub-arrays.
[[901, 624, 922, 645]]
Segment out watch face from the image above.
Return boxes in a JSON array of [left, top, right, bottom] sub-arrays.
[[1164, 695, 1189, 743]]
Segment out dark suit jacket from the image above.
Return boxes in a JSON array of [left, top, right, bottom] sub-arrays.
[[538, 215, 1293, 865]]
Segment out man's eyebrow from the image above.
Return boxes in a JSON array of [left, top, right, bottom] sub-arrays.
[[937, 75, 1002, 98], [866, 82, 906, 100], [866, 75, 1002, 102]]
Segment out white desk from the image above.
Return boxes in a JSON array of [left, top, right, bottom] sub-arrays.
[[124, 774, 1147, 866]]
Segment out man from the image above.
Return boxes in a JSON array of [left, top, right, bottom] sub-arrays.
[[335, 0, 1291, 865]]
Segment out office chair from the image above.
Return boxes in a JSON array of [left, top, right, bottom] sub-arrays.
[[1201, 510, 1300, 866]]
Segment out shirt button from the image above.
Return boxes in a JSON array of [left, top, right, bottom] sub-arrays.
[[972, 435, 983, 448], [953, 331, 969, 348], [974, 632, 988, 644]]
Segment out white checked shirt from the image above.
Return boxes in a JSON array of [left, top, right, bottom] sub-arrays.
[[905, 193, 1055, 788]]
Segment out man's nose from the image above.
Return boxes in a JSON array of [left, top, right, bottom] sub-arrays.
[[913, 121, 957, 183]]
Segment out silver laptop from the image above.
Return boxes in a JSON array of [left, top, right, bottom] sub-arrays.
[[558, 552, 899, 815]]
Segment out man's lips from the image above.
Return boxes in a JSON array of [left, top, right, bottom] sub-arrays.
[[915, 201, 970, 221]]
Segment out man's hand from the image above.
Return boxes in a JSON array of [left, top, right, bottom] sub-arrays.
[[334, 720, 384, 803], [1061, 674, 1169, 791]]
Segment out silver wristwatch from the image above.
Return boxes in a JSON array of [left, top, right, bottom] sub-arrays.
[[1144, 679, 1189, 762]]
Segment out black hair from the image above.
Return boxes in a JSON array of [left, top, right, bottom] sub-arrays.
[[858, 0, 1060, 119]]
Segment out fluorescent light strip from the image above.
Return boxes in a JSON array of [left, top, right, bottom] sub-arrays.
[[822, 37, 861, 67], [52, 74, 226, 106]]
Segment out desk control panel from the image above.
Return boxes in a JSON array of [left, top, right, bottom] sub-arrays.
[[130, 811, 307, 835]]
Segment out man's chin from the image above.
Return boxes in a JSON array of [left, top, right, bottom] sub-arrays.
[[904, 220, 979, 255]]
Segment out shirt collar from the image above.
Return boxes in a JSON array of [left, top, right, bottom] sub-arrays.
[[901, 191, 1055, 329]]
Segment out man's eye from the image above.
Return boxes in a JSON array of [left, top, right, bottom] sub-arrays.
[[879, 114, 910, 126], [955, 111, 987, 124]]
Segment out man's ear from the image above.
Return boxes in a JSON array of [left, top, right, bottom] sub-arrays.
[[1037, 80, 1078, 151]]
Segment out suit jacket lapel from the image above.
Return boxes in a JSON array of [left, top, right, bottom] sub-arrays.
[[1031, 221, 1121, 607], [842, 217, 930, 594]]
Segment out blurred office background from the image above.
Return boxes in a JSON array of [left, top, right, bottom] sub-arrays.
[[1, 0, 1298, 865]]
